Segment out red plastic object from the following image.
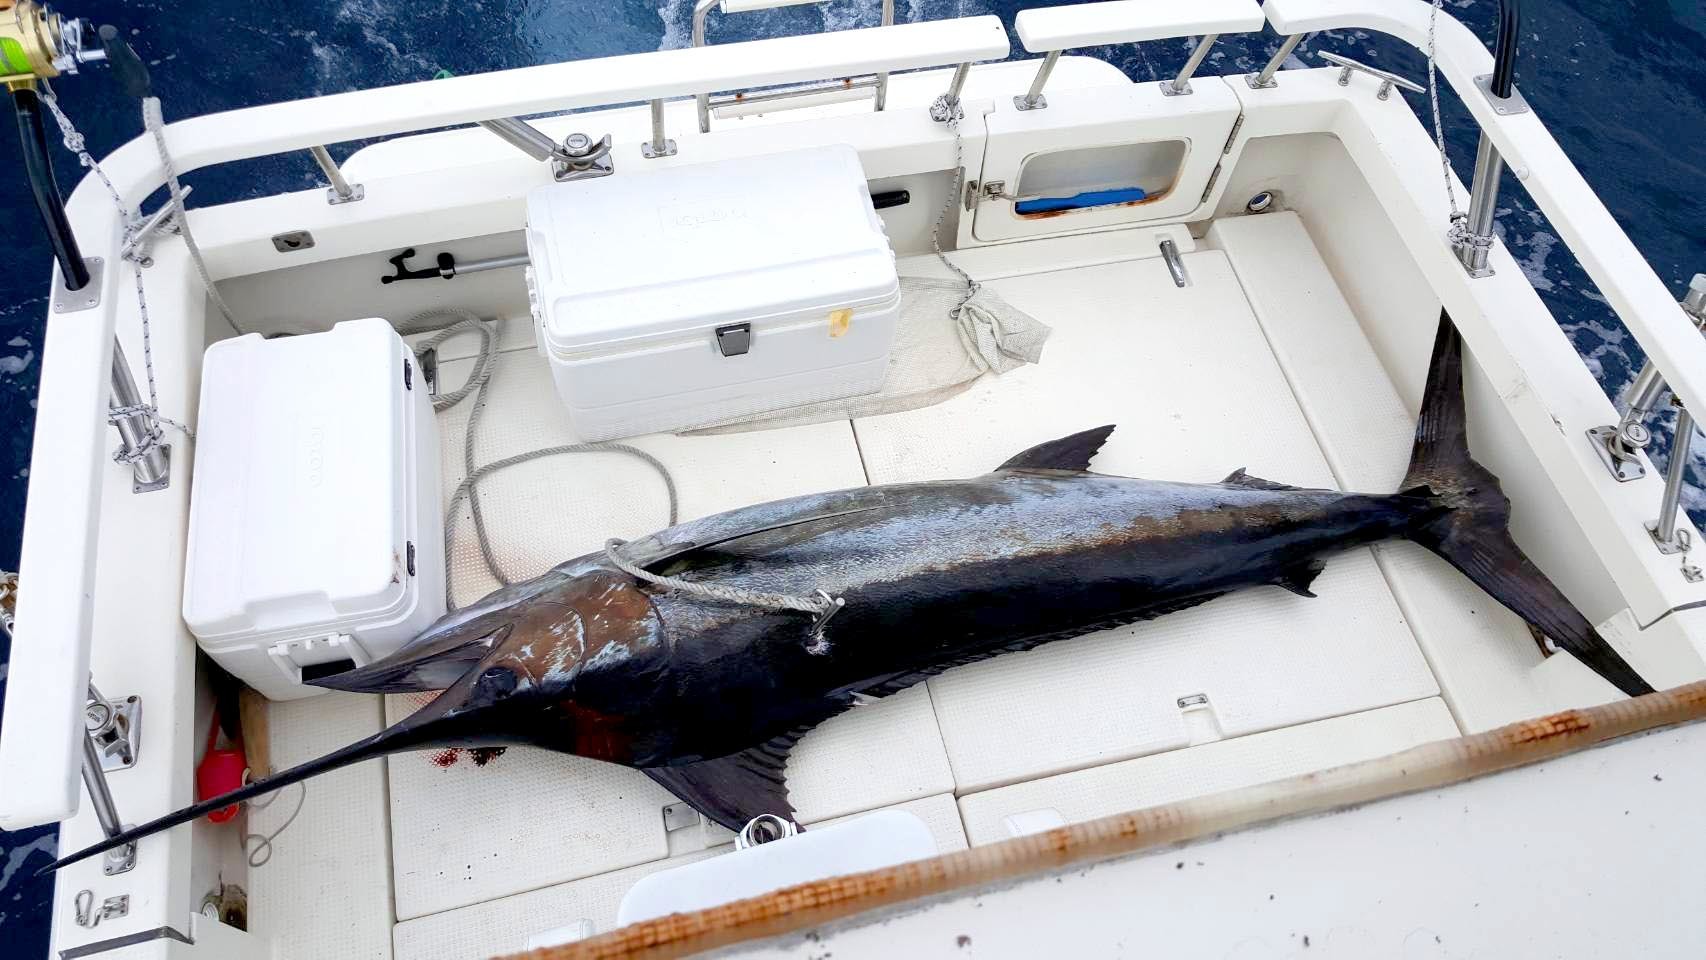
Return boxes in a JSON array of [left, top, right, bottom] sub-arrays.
[[196, 711, 247, 823]]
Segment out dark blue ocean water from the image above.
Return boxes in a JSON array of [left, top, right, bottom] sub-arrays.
[[0, 0, 1700, 952]]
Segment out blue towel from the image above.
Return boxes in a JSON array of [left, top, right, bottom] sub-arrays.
[[1014, 187, 1148, 215]]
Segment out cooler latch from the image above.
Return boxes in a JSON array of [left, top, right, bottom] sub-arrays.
[[715, 323, 751, 357]]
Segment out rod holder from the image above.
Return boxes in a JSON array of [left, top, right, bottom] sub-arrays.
[[1247, 34, 1304, 90], [1649, 404, 1695, 555], [1014, 50, 1060, 111], [643, 99, 677, 159], [81, 685, 136, 876], [309, 145, 363, 205], [1161, 33, 1219, 97], [1453, 132, 1504, 278], [110, 337, 171, 493]]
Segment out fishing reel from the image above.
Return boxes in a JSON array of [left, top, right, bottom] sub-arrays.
[[0, 0, 106, 89]]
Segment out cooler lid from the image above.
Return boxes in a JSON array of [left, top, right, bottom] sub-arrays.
[[182, 319, 412, 641], [526, 144, 898, 353]]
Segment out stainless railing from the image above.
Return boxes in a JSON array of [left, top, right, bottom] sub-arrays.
[[693, 0, 895, 133]]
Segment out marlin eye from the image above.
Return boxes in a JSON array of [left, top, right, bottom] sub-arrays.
[[476, 667, 517, 696]]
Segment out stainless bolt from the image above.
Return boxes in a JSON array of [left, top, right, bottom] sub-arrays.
[[563, 132, 592, 155], [85, 701, 112, 732]]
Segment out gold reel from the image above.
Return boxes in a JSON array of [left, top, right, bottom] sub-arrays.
[[1, 0, 90, 89]]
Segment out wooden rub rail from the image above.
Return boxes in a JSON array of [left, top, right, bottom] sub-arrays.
[[508, 679, 1706, 959]]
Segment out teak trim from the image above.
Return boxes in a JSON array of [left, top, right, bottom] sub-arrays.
[[506, 679, 1706, 959]]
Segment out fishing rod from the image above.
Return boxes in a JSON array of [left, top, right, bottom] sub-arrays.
[[2, 0, 148, 290], [3, 0, 163, 875]]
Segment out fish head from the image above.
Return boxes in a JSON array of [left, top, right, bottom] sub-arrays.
[[306, 556, 608, 694], [406, 569, 668, 760]]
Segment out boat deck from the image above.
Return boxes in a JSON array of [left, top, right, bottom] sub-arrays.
[[248, 212, 1551, 959]]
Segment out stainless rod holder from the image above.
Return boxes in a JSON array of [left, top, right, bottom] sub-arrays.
[[81, 720, 136, 875], [643, 99, 677, 159], [1247, 34, 1304, 89], [110, 338, 170, 493], [1014, 50, 1060, 111], [1454, 132, 1504, 278], [478, 117, 563, 163], [309, 145, 363, 205], [1162, 34, 1219, 97], [1650, 404, 1695, 553]]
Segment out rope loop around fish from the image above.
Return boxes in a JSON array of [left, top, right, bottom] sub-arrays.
[[603, 538, 844, 654]]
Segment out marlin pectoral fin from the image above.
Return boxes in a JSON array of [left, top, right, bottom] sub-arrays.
[[310, 569, 583, 694], [625, 506, 889, 573], [307, 625, 508, 694], [996, 425, 1116, 474], [644, 733, 802, 832]]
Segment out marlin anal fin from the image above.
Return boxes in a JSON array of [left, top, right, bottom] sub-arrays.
[[997, 426, 1117, 473], [1222, 468, 1302, 492], [1273, 558, 1327, 598], [644, 731, 805, 831]]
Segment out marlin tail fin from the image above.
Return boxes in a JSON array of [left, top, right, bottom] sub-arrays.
[[1400, 311, 1653, 698]]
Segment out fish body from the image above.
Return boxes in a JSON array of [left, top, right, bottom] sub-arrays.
[[43, 314, 1655, 873], [569, 473, 1420, 767]]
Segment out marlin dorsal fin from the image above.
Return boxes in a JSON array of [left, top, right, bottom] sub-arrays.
[[996, 425, 1116, 473], [1221, 468, 1302, 492]]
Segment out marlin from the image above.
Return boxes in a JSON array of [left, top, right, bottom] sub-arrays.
[[44, 314, 1653, 873]]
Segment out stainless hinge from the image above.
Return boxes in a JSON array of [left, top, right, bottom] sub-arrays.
[[1199, 164, 1223, 205], [1222, 114, 1245, 155]]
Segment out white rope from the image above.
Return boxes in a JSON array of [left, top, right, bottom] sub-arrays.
[[602, 537, 834, 617], [38, 86, 194, 462], [142, 96, 245, 335], [1426, 0, 1483, 249], [414, 313, 839, 638], [241, 779, 306, 869], [412, 311, 681, 601], [38, 82, 130, 220], [928, 92, 983, 324]]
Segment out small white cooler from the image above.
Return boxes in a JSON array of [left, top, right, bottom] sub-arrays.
[[524, 144, 901, 440], [182, 319, 446, 700]]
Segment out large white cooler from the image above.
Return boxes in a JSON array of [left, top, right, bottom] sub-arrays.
[[182, 319, 446, 700], [524, 144, 901, 440]]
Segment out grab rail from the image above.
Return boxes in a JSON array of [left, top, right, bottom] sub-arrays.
[[0, 16, 1010, 830], [1011, 0, 1263, 109], [693, 0, 895, 133]]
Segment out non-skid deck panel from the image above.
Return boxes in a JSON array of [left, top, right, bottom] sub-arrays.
[[386, 351, 952, 918], [391, 794, 967, 960], [252, 693, 393, 960], [1209, 212, 1552, 731], [956, 697, 1457, 845], [856, 250, 1440, 792]]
